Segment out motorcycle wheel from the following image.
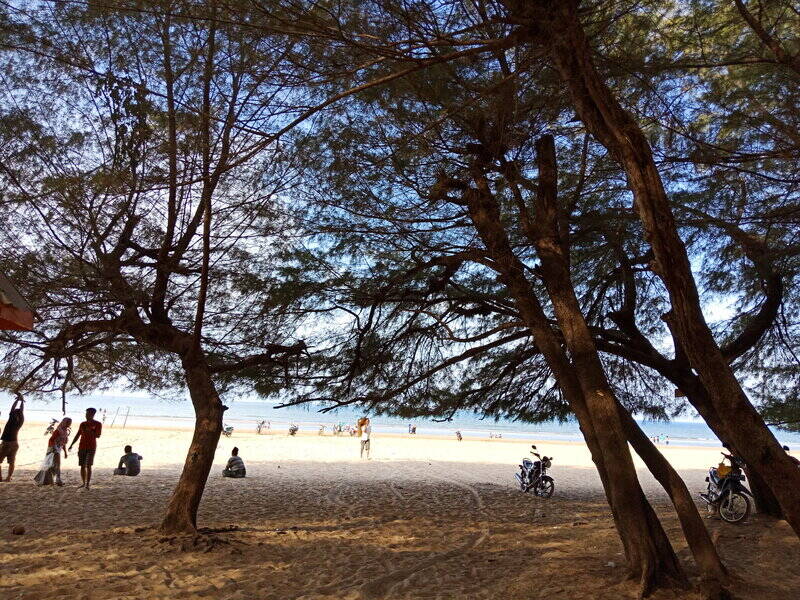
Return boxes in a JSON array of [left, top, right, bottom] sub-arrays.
[[718, 491, 750, 523], [534, 476, 555, 498]]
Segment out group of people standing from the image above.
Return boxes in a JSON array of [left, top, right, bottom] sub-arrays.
[[34, 407, 103, 488], [0, 400, 142, 488]]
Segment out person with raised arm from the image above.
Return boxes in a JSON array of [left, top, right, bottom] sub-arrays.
[[0, 394, 25, 481]]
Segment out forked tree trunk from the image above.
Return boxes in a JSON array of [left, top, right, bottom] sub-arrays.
[[526, 134, 726, 594], [532, 0, 800, 537], [161, 355, 224, 533], [463, 168, 686, 596]]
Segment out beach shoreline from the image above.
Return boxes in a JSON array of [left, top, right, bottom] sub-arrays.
[[14, 418, 773, 467]]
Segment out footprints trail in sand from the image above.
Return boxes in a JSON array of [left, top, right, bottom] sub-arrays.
[[357, 462, 492, 599]]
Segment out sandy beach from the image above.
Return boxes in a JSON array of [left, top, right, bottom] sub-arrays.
[[1, 421, 799, 599]]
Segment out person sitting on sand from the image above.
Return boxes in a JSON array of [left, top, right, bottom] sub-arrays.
[[114, 445, 143, 476], [223, 447, 246, 478], [0, 394, 25, 481]]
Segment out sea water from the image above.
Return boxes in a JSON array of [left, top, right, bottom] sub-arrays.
[[4, 392, 800, 448]]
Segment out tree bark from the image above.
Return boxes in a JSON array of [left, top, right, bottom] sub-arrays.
[[160, 354, 224, 533], [530, 0, 800, 538], [462, 160, 686, 595]]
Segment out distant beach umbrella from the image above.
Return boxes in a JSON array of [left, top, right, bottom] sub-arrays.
[[0, 272, 33, 331]]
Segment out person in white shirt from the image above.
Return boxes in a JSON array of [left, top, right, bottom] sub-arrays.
[[358, 417, 371, 459]]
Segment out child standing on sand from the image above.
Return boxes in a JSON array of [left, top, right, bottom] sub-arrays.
[[69, 408, 102, 490]]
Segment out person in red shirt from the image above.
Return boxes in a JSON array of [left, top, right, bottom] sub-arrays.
[[69, 408, 102, 489]]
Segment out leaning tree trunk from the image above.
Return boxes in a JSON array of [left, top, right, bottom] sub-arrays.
[[607, 322, 784, 520], [531, 0, 800, 537], [618, 405, 729, 596], [161, 354, 225, 533], [524, 134, 725, 594], [462, 166, 686, 596], [676, 374, 783, 518]]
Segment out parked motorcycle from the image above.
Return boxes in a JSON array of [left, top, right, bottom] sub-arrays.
[[288, 424, 299, 436], [515, 445, 555, 497], [44, 418, 58, 435], [222, 424, 234, 437], [699, 452, 752, 523]]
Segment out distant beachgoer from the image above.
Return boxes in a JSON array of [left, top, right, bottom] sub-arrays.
[[408, 424, 412, 434], [358, 417, 371, 459], [783, 445, 800, 467], [35, 417, 71, 486], [114, 445, 142, 476], [0, 395, 25, 482], [101, 409, 107, 424], [666, 435, 670, 446], [411, 425, 416, 435], [69, 408, 102, 490], [455, 430, 462, 442], [223, 447, 246, 478]]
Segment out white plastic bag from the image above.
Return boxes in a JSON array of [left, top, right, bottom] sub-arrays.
[[39, 448, 56, 471]]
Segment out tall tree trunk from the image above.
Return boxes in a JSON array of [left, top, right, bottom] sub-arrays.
[[529, 0, 800, 537], [462, 165, 686, 596], [161, 354, 224, 533], [525, 134, 726, 592]]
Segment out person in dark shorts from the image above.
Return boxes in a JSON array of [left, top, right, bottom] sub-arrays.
[[69, 407, 102, 489], [0, 395, 25, 481], [222, 447, 246, 478], [114, 445, 142, 476]]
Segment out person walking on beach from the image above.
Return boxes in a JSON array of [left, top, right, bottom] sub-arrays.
[[69, 408, 102, 490], [0, 394, 25, 481], [358, 417, 371, 459], [222, 447, 246, 478], [34, 417, 71, 486], [114, 445, 142, 476]]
